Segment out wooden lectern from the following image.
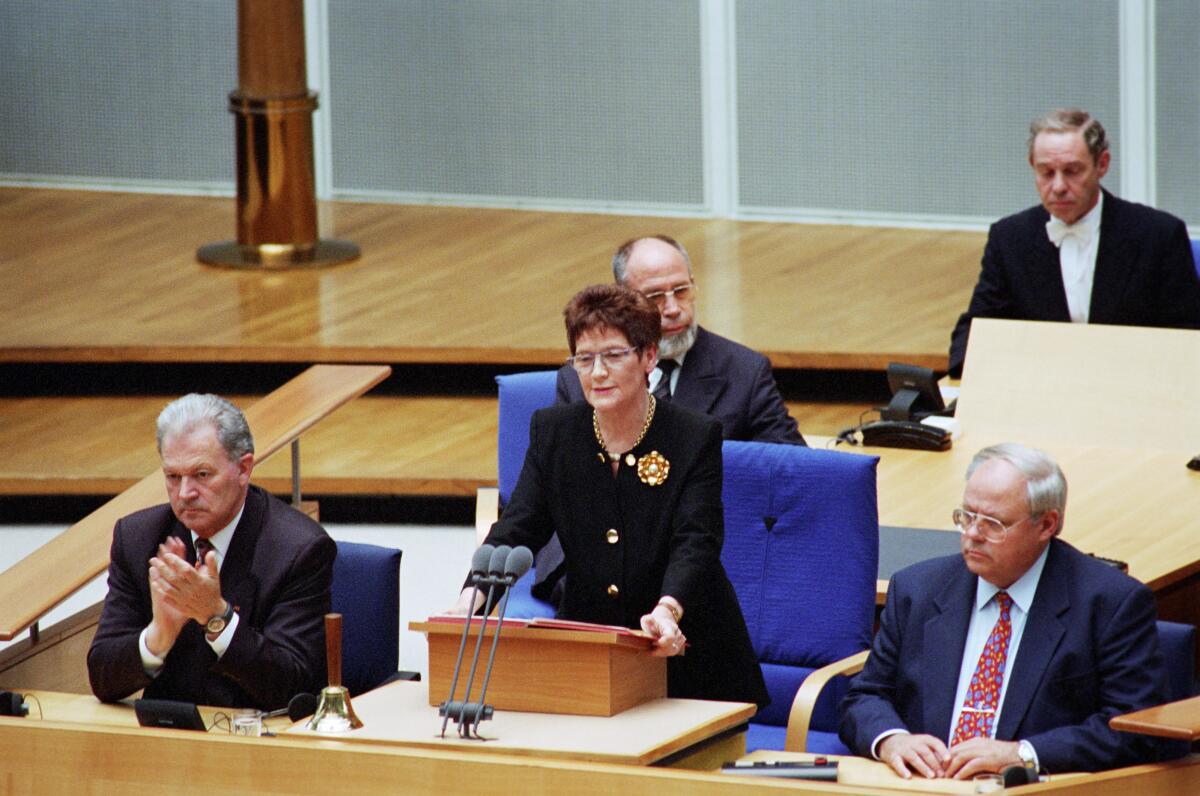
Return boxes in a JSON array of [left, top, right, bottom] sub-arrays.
[[411, 620, 666, 717]]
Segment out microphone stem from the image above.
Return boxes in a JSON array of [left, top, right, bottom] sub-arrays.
[[440, 580, 483, 737], [457, 580, 498, 733], [471, 576, 514, 737]]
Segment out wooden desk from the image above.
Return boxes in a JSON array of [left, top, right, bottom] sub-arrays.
[[811, 436, 1200, 606], [863, 441, 1200, 592], [4, 690, 1199, 795], [285, 679, 753, 767], [1111, 696, 1200, 741], [736, 750, 1200, 794]]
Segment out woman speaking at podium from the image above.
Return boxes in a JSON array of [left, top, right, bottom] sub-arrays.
[[452, 284, 767, 708]]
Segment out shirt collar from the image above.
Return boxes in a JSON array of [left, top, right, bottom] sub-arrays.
[[975, 543, 1051, 615], [190, 501, 245, 565]]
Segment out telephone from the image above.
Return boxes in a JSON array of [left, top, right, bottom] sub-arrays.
[[860, 420, 952, 451]]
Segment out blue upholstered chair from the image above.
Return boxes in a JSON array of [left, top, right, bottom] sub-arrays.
[[483, 371, 559, 619], [1190, 239, 1200, 277], [331, 540, 403, 695], [720, 441, 879, 753], [1156, 620, 1196, 701]]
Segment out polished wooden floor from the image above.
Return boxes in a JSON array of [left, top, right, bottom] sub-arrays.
[[0, 188, 983, 369], [0, 188, 986, 499]]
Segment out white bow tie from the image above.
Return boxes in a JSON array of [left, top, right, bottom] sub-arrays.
[[1046, 216, 1092, 248]]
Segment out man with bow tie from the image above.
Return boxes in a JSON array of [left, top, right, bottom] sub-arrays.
[[948, 109, 1200, 377]]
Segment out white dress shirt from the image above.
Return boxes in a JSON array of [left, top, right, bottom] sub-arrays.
[[1046, 191, 1103, 323], [138, 504, 245, 675]]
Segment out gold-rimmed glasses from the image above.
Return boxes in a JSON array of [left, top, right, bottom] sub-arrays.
[[641, 282, 694, 307]]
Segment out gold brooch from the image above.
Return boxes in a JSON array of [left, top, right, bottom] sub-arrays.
[[637, 451, 669, 486]]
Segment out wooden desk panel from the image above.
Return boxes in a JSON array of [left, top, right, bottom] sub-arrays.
[[3, 692, 1198, 795], [285, 680, 753, 766], [738, 750, 1200, 795], [958, 320, 1200, 454], [1110, 696, 1200, 741], [851, 440, 1200, 594]]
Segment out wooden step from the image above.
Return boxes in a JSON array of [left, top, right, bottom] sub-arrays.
[[0, 396, 875, 498]]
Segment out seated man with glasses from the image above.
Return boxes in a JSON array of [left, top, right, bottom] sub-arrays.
[[839, 443, 1180, 779], [541, 235, 804, 604], [556, 234, 803, 445]]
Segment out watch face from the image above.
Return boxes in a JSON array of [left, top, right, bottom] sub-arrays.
[[206, 617, 226, 634]]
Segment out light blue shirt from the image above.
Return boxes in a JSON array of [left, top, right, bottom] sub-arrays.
[[870, 544, 1051, 763], [947, 544, 1050, 742]]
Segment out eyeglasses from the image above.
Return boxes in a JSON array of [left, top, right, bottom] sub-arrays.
[[642, 282, 694, 307], [566, 346, 639, 372], [951, 507, 1034, 543]]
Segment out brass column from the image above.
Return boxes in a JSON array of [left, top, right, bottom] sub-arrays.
[[198, 0, 358, 269]]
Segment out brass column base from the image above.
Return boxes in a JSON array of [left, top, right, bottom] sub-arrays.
[[197, 239, 360, 270]]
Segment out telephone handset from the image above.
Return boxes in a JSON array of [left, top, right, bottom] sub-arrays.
[[860, 420, 952, 451]]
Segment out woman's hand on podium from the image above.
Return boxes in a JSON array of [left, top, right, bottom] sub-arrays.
[[446, 588, 483, 616], [640, 597, 686, 657]]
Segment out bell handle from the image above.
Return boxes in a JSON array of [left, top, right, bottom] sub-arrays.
[[324, 612, 343, 687]]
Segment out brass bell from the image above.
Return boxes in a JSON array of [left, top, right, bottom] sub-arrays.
[[307, 613, 363, 732]]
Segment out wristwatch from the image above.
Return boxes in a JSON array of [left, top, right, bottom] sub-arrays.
[[1017, 739, 1039, 772], [204, 601, 234, 635]]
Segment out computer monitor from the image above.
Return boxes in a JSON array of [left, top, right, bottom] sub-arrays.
[[882, 362, 945, 421]]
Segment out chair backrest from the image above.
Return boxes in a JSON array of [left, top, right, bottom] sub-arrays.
[[331, 540, 402, 696], [720, 441, 879, 734], [1191, 239, 1200, 278], [1156, 619, 1197, 701], [495, 372, 559, 506]]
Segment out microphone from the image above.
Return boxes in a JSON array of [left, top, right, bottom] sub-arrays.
[[469, 543, 494, 584], [467, 546, 533, 736], [504, 546, 533, 582], [439, 544, 494, 737], [453, 546, 510, 734], [0, 691, 28, 717], [1002, 764, 1039, 787], [262, 692, 319, 721]]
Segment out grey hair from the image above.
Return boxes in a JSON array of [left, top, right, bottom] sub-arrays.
[[967, 443, 1067, 534], [1028, 108, 1109, 165], [611, 235, 693, 285], [156, 393, 254, 460]]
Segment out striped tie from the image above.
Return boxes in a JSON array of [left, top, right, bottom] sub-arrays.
[[653, 360, 677, 402]]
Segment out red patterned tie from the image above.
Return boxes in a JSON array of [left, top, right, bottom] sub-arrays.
[[951, 591, 1013, 745]]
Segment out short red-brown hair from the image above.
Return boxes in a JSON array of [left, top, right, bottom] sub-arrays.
[[563, 284, 660, 354]]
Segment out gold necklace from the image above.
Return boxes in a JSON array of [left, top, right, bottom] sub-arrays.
[[594, 393, 656, 464]]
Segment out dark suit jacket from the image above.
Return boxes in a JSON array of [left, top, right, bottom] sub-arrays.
[[87, 485, 335, 710], [483, 401, 768, 707], [556, 326, 804, 446], [949, 190, 1200, 376], [838, 539, 1176, 772], [544, 327, 804, 601]]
